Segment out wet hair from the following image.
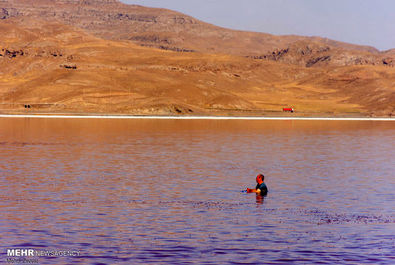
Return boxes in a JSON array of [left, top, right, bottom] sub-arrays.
[[257, 174, 265, 181]]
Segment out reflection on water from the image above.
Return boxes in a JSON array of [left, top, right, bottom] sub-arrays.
[[0, 118, 394, 264]]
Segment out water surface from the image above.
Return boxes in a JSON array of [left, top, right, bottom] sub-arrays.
[[0, 118, 394, 264]]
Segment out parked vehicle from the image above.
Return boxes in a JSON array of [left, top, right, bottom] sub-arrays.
[[283, 107, 294, 113]]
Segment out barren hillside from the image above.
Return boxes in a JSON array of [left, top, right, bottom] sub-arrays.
[[0, 0, 391, 61], [0, 0, 394, 116]]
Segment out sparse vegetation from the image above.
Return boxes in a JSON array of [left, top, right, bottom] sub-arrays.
[[0, 0, 393, 117]]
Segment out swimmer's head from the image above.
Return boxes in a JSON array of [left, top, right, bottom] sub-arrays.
[[256, 174, 264, 183]]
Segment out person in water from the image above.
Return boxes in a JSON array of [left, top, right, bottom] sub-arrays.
[[246, 174, 268, 196]]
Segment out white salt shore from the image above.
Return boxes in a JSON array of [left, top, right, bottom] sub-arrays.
[[0, 114, 394, 121]]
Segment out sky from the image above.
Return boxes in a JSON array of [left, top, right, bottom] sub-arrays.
[[121, 0, 395, 51]]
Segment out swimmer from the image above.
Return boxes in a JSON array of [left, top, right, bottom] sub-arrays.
[[246, 174, 268, 196]]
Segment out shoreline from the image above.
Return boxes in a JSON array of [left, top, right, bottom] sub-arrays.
[[0, 114, 394, 121]]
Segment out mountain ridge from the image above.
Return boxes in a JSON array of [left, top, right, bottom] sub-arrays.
[[0, 1, 394, 117], [0, 0, 391, 62]]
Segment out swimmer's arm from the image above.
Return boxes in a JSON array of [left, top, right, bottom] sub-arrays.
[[246, 188, 261, 194]]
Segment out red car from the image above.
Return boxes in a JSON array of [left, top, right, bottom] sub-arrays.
[[283, 107, 294, 113]]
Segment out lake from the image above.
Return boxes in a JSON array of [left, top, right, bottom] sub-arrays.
[[0, 118, 394, 264]]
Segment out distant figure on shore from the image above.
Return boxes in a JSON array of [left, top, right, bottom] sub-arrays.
[[246, 174, 268, 196]]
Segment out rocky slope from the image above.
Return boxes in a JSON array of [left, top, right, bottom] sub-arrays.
[[0, 0, 393, 67], [0, 0, 394, 116], [249, 40, 394, 68]]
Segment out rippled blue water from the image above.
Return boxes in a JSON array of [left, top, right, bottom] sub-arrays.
[[0, 118, 394, 264]]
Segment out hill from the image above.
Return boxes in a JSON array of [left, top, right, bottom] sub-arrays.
[[0, 0, 391, 62], [0, 0, 394, 116]]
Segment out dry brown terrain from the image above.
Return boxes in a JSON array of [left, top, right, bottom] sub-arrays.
[[0, 0, 394, 116]]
